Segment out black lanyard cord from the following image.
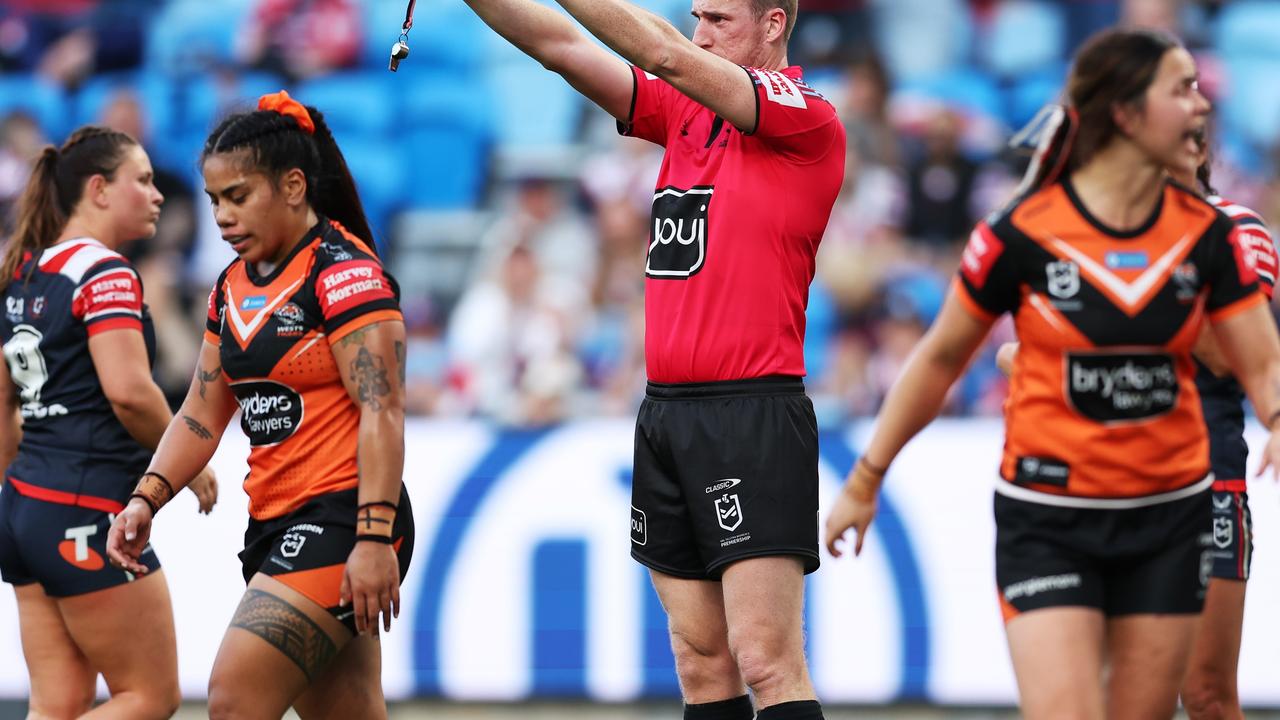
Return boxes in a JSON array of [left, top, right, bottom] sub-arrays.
[[402, 0, 417, 33]]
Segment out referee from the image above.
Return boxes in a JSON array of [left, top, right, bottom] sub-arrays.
[[457, 1, 845, 719]]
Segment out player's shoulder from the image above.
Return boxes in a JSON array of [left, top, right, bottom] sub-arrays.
[[40, 238, 133, 285], [1207, 194, 1269, 230], [311, 220, 380, 268]]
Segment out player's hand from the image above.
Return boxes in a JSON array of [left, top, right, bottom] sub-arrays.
[[995, 342, 1019, 378], [824, 460, 884, 558], [187, 466, 218, 514], [106, 497, 154, 575], [1255, 427, 1280, 482], [340, 541, 401, 635]]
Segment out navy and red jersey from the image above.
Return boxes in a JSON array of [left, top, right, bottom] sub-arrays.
[[0, 238, 156, 494], [620, 65, 845, 383], [1195, 195, 1278, 482], [957, 179, 1263, 501], [205, 219, 401, 520]]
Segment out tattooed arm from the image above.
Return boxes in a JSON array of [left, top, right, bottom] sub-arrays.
[[330, 319, 408, 633], [107, 340, 237, 572]]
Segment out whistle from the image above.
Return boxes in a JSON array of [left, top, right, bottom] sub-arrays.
[[389, 41, 410, 72]]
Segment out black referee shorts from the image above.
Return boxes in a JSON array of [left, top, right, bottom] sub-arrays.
[[630, 375, 819, 580]]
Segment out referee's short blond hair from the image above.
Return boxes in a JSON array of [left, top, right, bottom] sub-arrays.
[[749, 0, 797, 41]]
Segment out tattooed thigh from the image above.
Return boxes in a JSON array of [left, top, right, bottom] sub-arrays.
[[230, 589, 338, 680]]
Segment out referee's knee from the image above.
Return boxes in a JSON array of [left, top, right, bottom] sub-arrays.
[[670, 629, 738, 697], [729, 633, 805, 696]]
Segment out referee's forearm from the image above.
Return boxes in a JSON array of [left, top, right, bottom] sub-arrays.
[[554, 0, 678, 73], [462, 0, 583, 68]]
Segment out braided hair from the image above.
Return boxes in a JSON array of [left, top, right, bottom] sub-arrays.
[[0, 126, 138, 291], [202, 102, 376, 253]]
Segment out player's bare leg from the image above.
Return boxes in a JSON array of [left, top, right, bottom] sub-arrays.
[[1005, 607, 1106, 720]]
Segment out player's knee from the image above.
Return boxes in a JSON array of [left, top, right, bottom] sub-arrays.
[[28, 683, 94, 719], [123, 686, 183, 720], [208, 677, 256, 720], [670, 629, 735, 688]]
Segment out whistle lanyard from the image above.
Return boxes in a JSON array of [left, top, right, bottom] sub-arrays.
[[402, 0, 417, 36]]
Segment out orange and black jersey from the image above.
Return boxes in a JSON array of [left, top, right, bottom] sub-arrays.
[[205, 219, 401, 520], [957, 179, 1263, 501]]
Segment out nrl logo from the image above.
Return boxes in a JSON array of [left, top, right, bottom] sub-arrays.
[[1213, 517, 1233, 549], [715, 494, 742, 532], [1046, 260, 1080, 299]]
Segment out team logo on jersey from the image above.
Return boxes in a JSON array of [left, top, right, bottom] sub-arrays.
[[320, 240, 354, 262], [630, 506, 647, 546], [233, 380, 304, 446], [714, 493, 743, 532], [30, 296, 44, 318], [1046, 260, 1080, 299], [1213, 517, 1233, 549], [1066, 351, 1178, 422], [647, 186, 713, 279], [274, 302, 306, 337], [1173, 262, 1200, 302], [60, 525, 105, 571], [5, 297, 22, 323], [1105, 251, 1149, 270], [241, 295, 268, 311]]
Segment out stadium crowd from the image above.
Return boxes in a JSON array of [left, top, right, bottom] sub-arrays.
[[0, 0, 1277, 426]]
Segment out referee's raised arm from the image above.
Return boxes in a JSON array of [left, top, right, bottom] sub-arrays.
[[458, 0, 634, 121], [553, 0, 764, 133]]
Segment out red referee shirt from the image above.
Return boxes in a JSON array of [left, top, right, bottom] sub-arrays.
[[622, 65, 846, 383]]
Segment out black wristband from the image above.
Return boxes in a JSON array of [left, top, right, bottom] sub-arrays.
[[355, 534, 395, 544], [129, 493, 159, 517], [358, 501, 399, 512], [141, 471, 176, 497]]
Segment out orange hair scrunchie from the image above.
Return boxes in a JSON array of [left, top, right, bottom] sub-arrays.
[[257, 90, 315, 135]]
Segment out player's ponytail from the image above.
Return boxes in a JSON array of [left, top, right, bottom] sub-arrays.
[[1012, 29, 1179, 196], [203, 91, 378, 255], [1, 126, 136, 292], [305, 106, 377, 254]]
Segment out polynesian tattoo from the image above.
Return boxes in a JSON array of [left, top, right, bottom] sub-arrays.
[[230, 589, 337, 680]]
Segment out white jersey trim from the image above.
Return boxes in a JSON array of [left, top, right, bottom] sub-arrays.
[[994, 473, 1213, 509]]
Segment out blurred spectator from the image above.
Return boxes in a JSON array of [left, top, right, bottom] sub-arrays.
[[789, 0, 871, 70], [0, 0, 157, 88], [237, 0, 362, 82], [99, 89, 202, 409], [904, 109, 978, 248], [473, 176, 596, 304], [0, 111, 44, 236], [447, 242, 584, 425], [838, 51, 902, 169]]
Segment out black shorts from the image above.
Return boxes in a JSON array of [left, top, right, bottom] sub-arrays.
[[994, 484, 1211, 619], [630, 376, 819, 580], [0, 477, 161, 596], [1208, 479, 1252, 581], [239, 485, 415, 635]]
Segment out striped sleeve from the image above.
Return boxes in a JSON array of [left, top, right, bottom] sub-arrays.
[[1214, 198, 1278, 298], [204, 264, 232, 346], [71, 258, 143, 335]]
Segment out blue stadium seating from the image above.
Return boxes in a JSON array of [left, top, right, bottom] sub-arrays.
[[144, 0, 256, 76], [404, 123, 493, 209], [296, 71, 399, 136], [981, 0, 1066, 78], [0, 75, 69, 140], [484, 59, 583, 151], [1214, 1, 1280, 60], [1217, 58, 1280, 158]]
